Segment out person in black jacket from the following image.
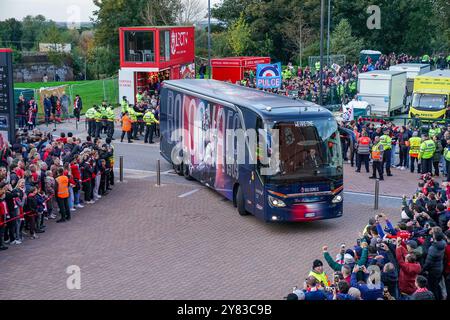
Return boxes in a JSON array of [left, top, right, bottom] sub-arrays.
[[24, 186, 38, 239], [423, 230, 446, 300], [4, 184, 20, 244], [81, 154, 94, 204], [16, 95, 28, 129]]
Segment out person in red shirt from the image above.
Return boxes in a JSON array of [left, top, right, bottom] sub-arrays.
[[70, 157, 83, 209], [396, 237, 422, 296], [56, 132, 67, 144]]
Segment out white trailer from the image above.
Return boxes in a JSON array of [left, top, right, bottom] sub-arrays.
[[357, 70, 407, 116], [389, 63, 430, 95]]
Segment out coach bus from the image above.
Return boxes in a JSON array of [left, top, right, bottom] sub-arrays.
[[159, 79, 343, 222]]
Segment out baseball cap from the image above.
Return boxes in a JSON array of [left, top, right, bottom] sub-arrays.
[[313, 259, 323, 269], [406, 240, 418, 249]]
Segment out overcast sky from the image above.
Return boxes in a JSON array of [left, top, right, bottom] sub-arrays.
[[0, 0, 221, 22]]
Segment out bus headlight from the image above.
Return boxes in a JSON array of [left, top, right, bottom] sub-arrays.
[[268, 195, 286, 208], [332, 194, 343, 203]]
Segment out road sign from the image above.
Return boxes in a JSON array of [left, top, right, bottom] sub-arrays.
[[0, 49, 15, 143]]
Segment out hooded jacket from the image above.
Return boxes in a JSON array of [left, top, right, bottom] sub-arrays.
[[396, 246, 422, 295], [423, 239, 446, 276]]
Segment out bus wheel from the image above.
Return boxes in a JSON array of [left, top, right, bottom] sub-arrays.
[[174, 163, 183, 176], [183, 163, 194, 180], [236, 186, 250, 216]]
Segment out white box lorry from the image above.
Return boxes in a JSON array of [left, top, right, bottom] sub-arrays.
[[357, 70, 407, 116], [389, 63, 430, 96]]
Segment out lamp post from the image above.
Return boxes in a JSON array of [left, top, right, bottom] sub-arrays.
[[319, 0, 324, 106], [208, 0, 211, 79], [327, 0, 331, 66]]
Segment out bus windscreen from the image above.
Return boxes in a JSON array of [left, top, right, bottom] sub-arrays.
[[265, 119, 343, 182]]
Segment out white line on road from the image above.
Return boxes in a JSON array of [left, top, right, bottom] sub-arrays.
[[178, 189, 200, 198], [344, 191, 402, 200]]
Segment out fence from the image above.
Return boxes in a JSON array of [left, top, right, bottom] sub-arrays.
[[14, 76, 119, 124], [308, 54, 346, 71]]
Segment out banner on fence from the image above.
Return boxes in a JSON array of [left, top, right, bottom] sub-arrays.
[[256, 62, 282, 89], [38, 85, 68, 109]]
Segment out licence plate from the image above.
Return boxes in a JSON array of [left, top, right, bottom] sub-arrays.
[[305, 213, 316, 218]]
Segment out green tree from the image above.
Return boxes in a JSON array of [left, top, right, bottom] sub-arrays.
[[21, 15, 47, 50], [212, 32, 233, 57], [331, 19, 364, 63], [0, 18, 23, 49], [227, 13, 253, 56]]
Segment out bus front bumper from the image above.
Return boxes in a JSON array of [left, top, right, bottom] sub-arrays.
[[266, 201, 343, 222]]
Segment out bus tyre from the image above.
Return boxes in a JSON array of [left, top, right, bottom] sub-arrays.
[[174, 163, 183, 176], [183, 163, 194, 180], [236, 186, 249, 216]]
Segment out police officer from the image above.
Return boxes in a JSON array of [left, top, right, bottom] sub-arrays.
[[136, 91, 143, 104], [315, 61, 321, 74], [355, 132, 371, 173], [370, 136, 384, 180], [120, 96, 129, 115], [99, 101, 108, 135], [129, 107, 143, 140], [408, 131, 422, 173], [143, 108, 159, 144], [419, 134, 436, 174], [443, 139, 450, 182], [93, 106, 103, 138], [428, 122, 441, 139], [380, 128, 393, 176], [106, 105, 115, 140], [85, 105, 97, 137], [135, 104, 145, 136]]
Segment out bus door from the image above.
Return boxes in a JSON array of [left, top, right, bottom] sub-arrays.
[[253, 117, 266, 219], [239, 112, 257, 215]]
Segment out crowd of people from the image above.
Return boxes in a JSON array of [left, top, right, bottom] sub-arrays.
[[117, 92, 160, 144], [239, 52, 450, 106], [339, 118, 450, 182], [0, 129, 115, 250], [287, 171, 450, 300], [285, 118, 450, 300], [16, 92, 83, 130]]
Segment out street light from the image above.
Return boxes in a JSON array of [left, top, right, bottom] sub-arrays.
[[208, 0, 211, 79], [327, 0, 331, 66], [319, 0, 324, 106]]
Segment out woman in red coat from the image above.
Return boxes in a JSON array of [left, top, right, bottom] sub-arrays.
[[396, 238, 422, 296]]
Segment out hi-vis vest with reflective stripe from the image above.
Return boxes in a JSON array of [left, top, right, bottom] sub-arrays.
[[444, 147, 450, 162], [357, 136, 371, 154], [56, 176, 69, 199], [379, 134, 392, 150], [420, 139, 436, 159], [372, 143, 382, 160], [429, 127, 441, 139], [409, 137, 421, 157]]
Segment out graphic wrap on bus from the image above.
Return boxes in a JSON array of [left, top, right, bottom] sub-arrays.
[[162, 88, 241, 200], [160, 82, 344, 222]]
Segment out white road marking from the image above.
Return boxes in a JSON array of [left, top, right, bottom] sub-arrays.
[[344, 191, 402, 200], [178, 189, 200, 198]]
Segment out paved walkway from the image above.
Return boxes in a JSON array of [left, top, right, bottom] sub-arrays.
[[0, 177, 386, 300], [343, 163, 446, 197]]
